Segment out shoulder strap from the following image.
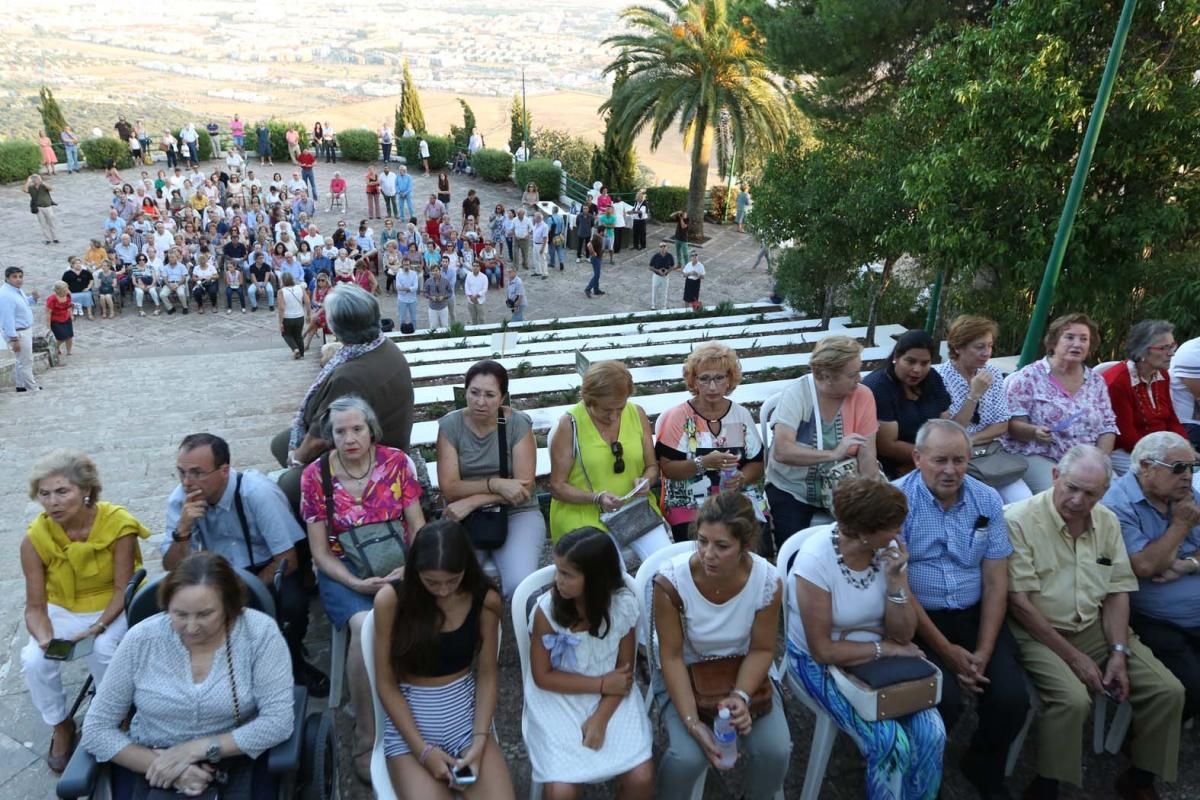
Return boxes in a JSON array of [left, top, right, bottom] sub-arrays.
[[652, 573, 684, 613], [569, 413, 594, 493], [232, 473, 255, 566], [320, 453, 335, 530], [807, 374, 824, 450], [497, 408, 509, 479]]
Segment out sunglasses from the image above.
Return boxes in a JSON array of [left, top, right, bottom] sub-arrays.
[[611, 441, 625, 474], [1149, 459, 1200, 475]]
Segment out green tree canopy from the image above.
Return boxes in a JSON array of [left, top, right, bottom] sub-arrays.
[[602, 0, 794, 240], [38, 86, 69, 143], [532, 127, 594, 181]]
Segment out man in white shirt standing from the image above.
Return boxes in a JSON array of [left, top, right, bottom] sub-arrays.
[[418, 137, 430, 175], [511, 208, 533, 273], [0, 267, 41, 392], [468, 128, 483, 155], [530, 212, 550, 279], [379, 165, 398, 219], [463, 261, 489, 325], [1168, 338, 1200, 449]]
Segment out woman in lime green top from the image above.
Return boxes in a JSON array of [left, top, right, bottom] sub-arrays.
[[549, 360, 672, 558], [19, 450, 150, 773]]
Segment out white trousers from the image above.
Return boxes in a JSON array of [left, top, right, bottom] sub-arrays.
[[427, 307, 449, 330], [651, 274, 670, 309], [474, 508, 547, 599], [12, 327, 36, 389], [135, 285, 160, 307], [160, 284, 188, 309], [531, 245, 548, 276], [21, 604, 128, 725]]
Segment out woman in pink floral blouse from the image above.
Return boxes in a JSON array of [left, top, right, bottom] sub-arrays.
[[301, 394, 424, 782], [1002, 313, 1118, 492]]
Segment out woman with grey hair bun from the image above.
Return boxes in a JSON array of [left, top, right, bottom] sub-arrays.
[[270, 283, 415, 511], [1102, 319, 1188, 475]]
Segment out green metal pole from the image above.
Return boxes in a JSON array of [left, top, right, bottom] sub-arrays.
[[1017, 0, 1138, 367], [522, 68, 529, 160]]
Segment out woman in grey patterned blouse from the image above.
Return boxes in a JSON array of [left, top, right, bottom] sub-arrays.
[[81, 553, 294, 798]]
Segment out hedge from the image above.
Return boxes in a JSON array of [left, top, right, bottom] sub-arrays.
[[471, 148, 513, 182], [0, 140, 41, 183], [338, 129, 380, 162], [250, 120, 308, 163], [396, 135, 454, 170], [196, 129, 214, 162], [645, 186, 688, 222], [514, 160, 562, 203], [80, 137, 132, 170]]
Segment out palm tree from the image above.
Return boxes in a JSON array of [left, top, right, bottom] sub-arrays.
[[602, 0, 793, 240]]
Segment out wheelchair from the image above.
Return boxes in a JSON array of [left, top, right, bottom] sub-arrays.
[[55, 564, 339, 800]]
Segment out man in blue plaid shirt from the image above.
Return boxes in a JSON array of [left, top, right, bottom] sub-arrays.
[[896, 419, 1030, 799]]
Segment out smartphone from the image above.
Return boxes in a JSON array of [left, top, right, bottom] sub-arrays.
[[44, 636, 94, 662], [452, 765, 477, 786]]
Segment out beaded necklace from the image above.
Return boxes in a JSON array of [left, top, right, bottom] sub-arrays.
[[830, 525, 880, 590]]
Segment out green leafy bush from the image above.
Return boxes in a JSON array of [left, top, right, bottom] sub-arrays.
[[396, 135, 454, 169], [531, 127, 593, 181], [514, 160, 562, 203], [196, 129, 214, 162], [645, 186, 688, 221], [338, 128, 380, 162], [470, 148, 513, 182], [0, 140, 41, 183], [249, 120, 308, 163], [80, 136, 132, 170]]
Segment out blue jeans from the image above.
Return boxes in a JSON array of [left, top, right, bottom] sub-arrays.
[[302, 168, 318, 199], [585, 257, 601, 293], [675, 238, 689, 266], [64, 145, 79, 172], [548, 242, 566, 269], [248, 282, 275, 309], [397, 193, 414, 219], [397, 300, 417, 328], [186, 141, 198, 164], [226, 285, 246, 309], [510, 306, 525, 321]]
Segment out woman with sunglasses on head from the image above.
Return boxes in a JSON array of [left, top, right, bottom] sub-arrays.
[[656, 343, 766, 543], [549, 360, 673, 559], [1101, 320, 1188, 475]]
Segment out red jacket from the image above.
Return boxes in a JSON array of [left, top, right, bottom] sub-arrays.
[[1102, 361, 1187, 453], [46, 294, 72, 324]]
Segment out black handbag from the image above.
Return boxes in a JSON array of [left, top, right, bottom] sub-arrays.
[[400, 322, 415, 335], [321, 454, 409, 577], [465, 409, 509, 550]]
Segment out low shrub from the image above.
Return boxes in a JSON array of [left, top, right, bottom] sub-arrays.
[[708, 184, 738, 223], [396, 135, 454, 169], [645, 186, 688, 221], [0, 140, 41, 183], [337, 128, 380, 162], [514, 159, 562, 203], [471, 148, 513, 182], [80, 136, 132, 170]]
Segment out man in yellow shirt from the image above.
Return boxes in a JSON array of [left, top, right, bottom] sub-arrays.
[[1005, 445, 1184, 800]]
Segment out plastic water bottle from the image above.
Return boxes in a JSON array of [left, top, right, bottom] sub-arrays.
[[713, 707, 738, 769], [718, 466, 738, 491]]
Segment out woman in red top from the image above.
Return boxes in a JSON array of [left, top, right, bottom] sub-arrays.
[[365, 166, 381, 220], [1103, 319, 1187, 474], [46, 281, 75, 358]]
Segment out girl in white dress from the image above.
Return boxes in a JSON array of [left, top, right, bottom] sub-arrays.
[[523, 528, 654, 798]]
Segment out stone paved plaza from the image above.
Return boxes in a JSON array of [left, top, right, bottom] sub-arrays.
[[0, 161, 1196, 798]]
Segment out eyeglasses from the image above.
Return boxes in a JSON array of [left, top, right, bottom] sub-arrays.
[[1146, 343, 1178, 353], [611, 441, 625, 474], [695, 373, 728, 387], [1149, 459, 1200, 475], [176, 466, 220, 482]]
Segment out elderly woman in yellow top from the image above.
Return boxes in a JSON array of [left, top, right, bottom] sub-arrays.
[[549, 360, 673, 559], [20, 450, 150, 772]]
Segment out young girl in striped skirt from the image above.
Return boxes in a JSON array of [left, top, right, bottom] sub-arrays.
[[372, 520, 514, 798]]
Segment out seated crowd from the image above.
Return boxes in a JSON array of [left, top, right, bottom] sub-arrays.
[[19, 303, 1200, 800]]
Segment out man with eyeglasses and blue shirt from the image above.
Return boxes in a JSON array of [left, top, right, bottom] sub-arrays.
[[1101, 430, 1200, 727], [161, 432, 329, 696]]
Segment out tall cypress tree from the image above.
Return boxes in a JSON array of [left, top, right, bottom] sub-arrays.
[[508, 95, 531, 154], [38, 86, 69, 143], [398, 59, 426, 134]]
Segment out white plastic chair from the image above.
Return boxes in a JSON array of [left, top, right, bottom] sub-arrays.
[[511, 565, 642, 800], [773, 525, 838, 800]]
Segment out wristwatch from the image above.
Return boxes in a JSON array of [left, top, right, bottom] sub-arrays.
[[171, 528, 192, 543], [1110, 643, 1130, 656], [693, 457, 706, 477], [205, 739, 221, 764]]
